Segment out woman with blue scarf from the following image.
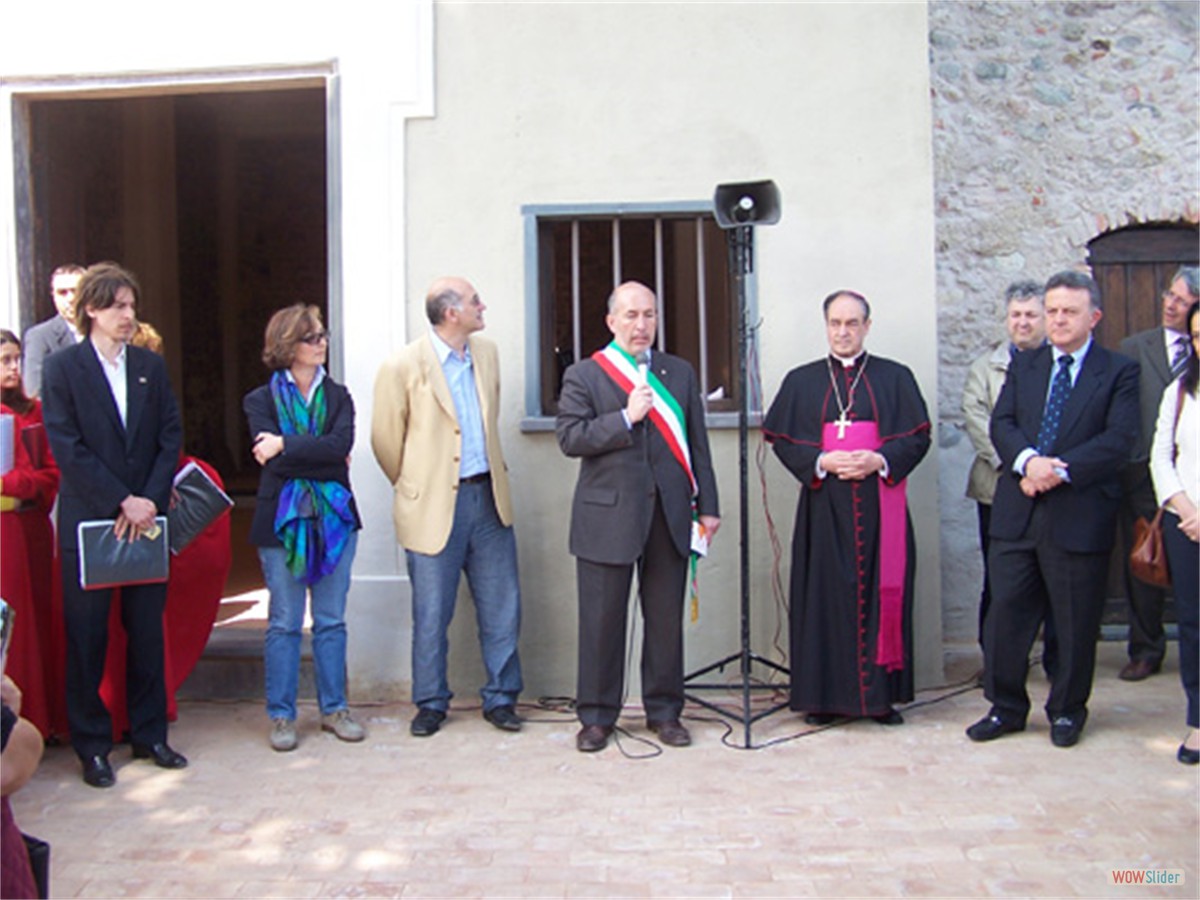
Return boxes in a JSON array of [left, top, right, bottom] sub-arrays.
[[244, 304, 364, 752]]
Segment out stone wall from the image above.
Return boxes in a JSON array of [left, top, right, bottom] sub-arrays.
[[929, 0, 1199, 641]]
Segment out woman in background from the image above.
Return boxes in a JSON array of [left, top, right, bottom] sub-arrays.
[[244, 304, 363, 751], [1150, 300, 1200, 765], [0, 329, 63, 739]]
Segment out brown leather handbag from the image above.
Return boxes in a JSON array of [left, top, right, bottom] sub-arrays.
[[1131, 380, 1187, 588], [1130, 506, 1170, 588]]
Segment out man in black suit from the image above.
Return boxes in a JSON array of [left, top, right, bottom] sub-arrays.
[[967, 270, 1139, 749], [556, 281, 720, 752], [1116, 266, 1198, 681], [21, 263, 84, 397], [42, 262, 186, 788]]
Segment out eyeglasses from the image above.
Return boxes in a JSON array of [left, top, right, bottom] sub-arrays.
[[300, 331, 330, 345]]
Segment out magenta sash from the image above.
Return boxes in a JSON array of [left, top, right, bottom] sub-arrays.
[[821, 420, 906, 672]]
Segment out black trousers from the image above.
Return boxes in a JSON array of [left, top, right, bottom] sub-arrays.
[[61, 549, 168, 759], [976, 501, 992, 645], [1163, 512, 1199, 728], [984, 503, 1109, 722], [575, 495, 688, 728]]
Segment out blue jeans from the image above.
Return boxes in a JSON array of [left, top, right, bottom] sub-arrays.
[[259, 530, 358, 720], [406, 478, 523, 712]]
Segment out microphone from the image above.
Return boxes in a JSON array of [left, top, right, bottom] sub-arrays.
[[636, 351, 650, 386]]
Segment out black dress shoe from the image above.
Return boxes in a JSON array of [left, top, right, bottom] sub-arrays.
[[410, 707, 446, 737], [873, 708, 904, 726], [805, 713, 836, 726], [1050, 710, 1087, 748], [483, 705, 522, 732], [132, 742, 188, 769], [1119, 658, 1161, 682], [576, 724, 612, 752], [1178, 743, 1199, 765], [81, 754, 115, 788], [966, 713, 1025, 743], [648, 719, 691, 747]]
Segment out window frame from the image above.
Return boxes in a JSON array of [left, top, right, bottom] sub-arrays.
[[519, 200, 758, 431]]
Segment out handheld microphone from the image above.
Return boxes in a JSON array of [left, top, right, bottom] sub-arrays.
[[636, 351, 650, 386]]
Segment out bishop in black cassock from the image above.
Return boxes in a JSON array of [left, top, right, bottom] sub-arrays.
[[764, 292, 931, 722]]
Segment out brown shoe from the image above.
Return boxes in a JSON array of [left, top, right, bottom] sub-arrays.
[[648, 719, 692, 747], [576, 724, 612, 752], [1119, 658, 1161, 682]]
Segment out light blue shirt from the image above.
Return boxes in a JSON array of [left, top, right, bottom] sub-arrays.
[[1015, 337, 1093, 477], [431, 331, 489, 479], [285, 365, 326, 405]]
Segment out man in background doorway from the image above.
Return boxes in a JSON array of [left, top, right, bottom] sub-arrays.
[[22, 264, 85, 397]]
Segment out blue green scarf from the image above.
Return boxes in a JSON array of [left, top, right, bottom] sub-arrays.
[[270, 370, 355, 585]]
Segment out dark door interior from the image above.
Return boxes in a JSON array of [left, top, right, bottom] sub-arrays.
[[17, 85, 329, 595]]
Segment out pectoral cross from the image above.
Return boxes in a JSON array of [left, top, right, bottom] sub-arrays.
[[834, 410, 851, 440]]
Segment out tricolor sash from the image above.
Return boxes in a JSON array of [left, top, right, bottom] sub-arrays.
[[821, 419, 907, 673], [592, 342, 697, 497]]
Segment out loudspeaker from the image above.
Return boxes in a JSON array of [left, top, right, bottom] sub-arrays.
[[713, 180, 781, 228]]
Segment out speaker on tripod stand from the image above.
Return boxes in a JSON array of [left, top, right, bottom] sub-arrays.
[[683, 179, 789, 748]]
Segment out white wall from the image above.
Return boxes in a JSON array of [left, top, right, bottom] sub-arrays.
[[406, 1, 944, 702]]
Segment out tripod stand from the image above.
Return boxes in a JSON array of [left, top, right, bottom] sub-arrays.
[[684, 182, 789, 748]]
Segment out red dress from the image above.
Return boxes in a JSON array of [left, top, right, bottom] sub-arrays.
[[0, 402, 62, 738], [99, 456, 231, 737]]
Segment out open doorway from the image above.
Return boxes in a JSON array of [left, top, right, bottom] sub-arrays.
[[15, 83, 331, 603]]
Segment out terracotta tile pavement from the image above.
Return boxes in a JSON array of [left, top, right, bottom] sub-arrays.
[[10, 643, 1198, 898]]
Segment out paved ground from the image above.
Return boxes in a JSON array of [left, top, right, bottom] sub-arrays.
[[10, 642, 1199, 899]]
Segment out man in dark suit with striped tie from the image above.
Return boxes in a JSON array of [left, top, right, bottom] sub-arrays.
[[1116, 266, 1198, 682], [967, 271, 1140, 749]]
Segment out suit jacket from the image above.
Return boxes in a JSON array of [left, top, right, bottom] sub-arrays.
[[371, 333, 513, 556], [962, 342, 1010, 504], [243, 376, 362, 547], [41, 339, 182, 551], [22, 315, 76, 398], [989, 341, 1139, 554], [1119, 327, 1176, 462], [556, 351, 719, 565]]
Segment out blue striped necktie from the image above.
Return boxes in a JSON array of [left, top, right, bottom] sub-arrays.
[[1170, 335, 1190, 378], [1036, 355, 1074, 455]]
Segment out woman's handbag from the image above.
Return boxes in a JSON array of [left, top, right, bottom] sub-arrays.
[[1130, 506, 1170, 588]]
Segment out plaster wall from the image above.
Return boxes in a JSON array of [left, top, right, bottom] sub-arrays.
[[406, 1, 944, 701], [0, 0, 945, 704]]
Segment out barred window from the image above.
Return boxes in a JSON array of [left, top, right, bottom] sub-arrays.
[[524, 204, 742, 418]]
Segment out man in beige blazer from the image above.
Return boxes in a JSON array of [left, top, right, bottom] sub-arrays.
[[962, 280, 1045, 648], [371, 276, 523, 737]]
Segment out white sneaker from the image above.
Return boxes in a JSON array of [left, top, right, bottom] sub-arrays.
[[269, 718, 298, 752], [321, 709, 366, 742]]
